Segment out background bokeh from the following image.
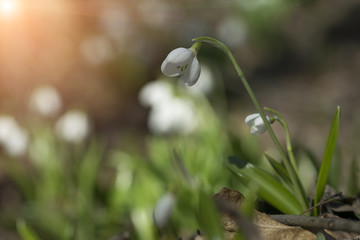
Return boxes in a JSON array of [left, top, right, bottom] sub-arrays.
[[0, 0, 360, 239], [1, 0, 359, 148]]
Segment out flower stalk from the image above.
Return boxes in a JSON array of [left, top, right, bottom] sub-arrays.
[[192, 36, 308, 210], [264, 107, 298, 173]]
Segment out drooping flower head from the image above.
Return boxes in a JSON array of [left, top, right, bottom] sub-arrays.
[[161, 42, 201, 86], [245, 113, 273, 135]]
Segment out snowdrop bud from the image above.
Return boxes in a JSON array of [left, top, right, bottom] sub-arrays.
[[153, 193, 176, 228], [245, 113, 271, 135], [161, 42, 201, 86]]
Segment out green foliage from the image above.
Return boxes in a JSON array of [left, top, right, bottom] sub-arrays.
[[1, 90, 242, 239], [227, 158, 303, 215], [0, 33, 351, 240]]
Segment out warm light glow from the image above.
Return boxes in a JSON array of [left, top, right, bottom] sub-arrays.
[[0, 0, 19, 17]]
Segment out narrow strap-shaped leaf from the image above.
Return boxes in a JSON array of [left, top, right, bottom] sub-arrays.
[[314, 106, 341, 216], [227, 163, 304, 214], [265, 153, 291, 185]]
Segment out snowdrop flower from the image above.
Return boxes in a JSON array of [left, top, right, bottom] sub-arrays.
[[29, 85, 62, 117], [161, 42, 201, 86], [0, 115, 29, 157], [245, 113, 272, 135], [153, 193, 176, 228], [55, 109, 90, 144]]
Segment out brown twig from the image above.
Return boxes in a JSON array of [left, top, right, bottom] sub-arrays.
[[300, 193, 342, 215], [269, 214, 360, 233]]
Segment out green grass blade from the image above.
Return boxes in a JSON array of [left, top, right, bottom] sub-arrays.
[[17, 219, 41, 240], [314, 106, 341, 216], [227, 163, 304, 214]]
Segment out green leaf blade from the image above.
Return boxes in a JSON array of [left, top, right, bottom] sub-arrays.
[[265, 153, 291, 185], [314, 106, 341, 216], [228, 163, 304, 215]]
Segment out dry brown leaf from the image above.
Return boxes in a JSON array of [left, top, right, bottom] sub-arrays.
[[213, 187, 262, 240], [213, 188, 317, 240], [255, 211, 316, 240], [213, 187, 245, 232]]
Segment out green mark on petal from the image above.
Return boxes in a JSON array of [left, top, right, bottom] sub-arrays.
[[176, 64, 188, 72]]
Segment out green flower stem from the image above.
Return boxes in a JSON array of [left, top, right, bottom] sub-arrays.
[[265, 107, 308, 209], [193, 36, 308, 210], [264, 107, 298, 172], [191, 42, 202, 52]]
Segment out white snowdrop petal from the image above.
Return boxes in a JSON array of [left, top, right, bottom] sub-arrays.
[[184, 57, 201, 86], [161, 59, 180, 77], [245, 113, 260, 126], [165, 48, 193, 63], [161, 48, 194, 77], [245, 113, 271, 135]]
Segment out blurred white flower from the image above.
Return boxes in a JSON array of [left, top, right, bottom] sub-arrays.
[[138, 80, 173, 107], [99, 5, 131, 44], [161, 47, 201, 86], [153, 193, 176, 228], [139, 81, 198, 135], [148, 98, 197, 135], [80, 35, 114, 65], [0, 115, 29, 157], [245, 113, 271, 135], [55, 110, 90, 143], [29, 85, 62, 117], [216, 16, 247, 48]]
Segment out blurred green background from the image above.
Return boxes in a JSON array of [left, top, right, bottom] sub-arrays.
[[0, 0, 360, 239]]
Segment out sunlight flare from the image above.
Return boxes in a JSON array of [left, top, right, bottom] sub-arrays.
[[0, 0, 20, 17]]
